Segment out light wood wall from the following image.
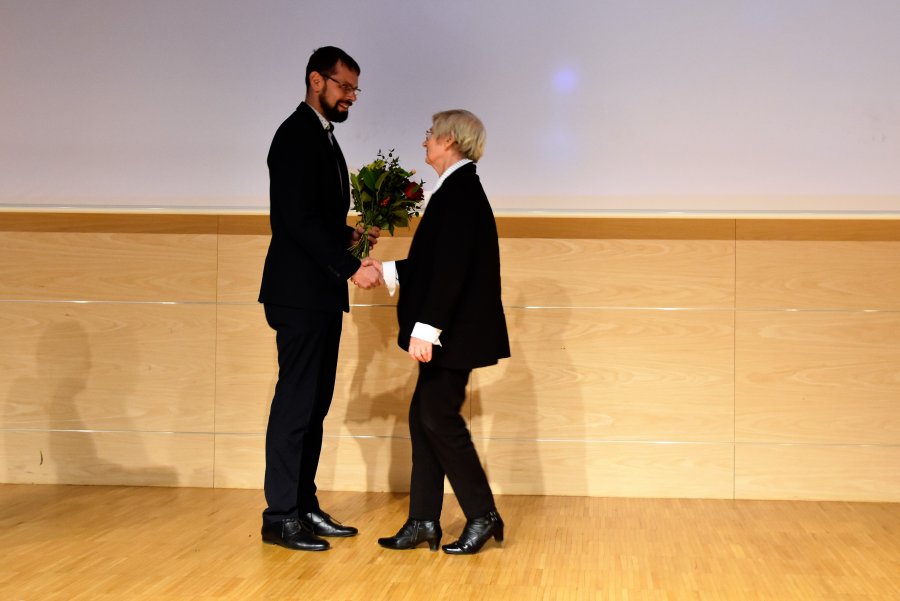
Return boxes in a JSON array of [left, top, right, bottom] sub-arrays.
[[1, 212, 898, 501]]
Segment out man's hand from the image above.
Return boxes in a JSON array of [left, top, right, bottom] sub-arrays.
[[351, 225, 381, 248], [350, 262, 383, 289], [408, 336, 433, 363]]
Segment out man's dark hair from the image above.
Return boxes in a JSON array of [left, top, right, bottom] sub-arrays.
[[305, 46, 360, 90]]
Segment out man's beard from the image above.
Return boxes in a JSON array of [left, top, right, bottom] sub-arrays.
[[320, 92, 350, 123]]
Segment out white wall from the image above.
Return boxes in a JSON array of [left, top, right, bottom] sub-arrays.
[[2, 0, 899, 211]]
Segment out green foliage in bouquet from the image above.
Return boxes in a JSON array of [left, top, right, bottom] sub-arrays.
[[349, 150, 424, 258]]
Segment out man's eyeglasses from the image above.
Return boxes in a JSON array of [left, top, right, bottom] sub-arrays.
[[321, 73, 361, 96], [425, 128, 433, 140]]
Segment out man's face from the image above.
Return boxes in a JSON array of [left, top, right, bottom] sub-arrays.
[[317, 61, 359, 123]]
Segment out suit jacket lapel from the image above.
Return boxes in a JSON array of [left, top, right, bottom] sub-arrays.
[[330, 133, 348, 202], [299, 102, 349, 206]]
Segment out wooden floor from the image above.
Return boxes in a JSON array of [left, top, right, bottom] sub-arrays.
[[1, 485, 899, 600]]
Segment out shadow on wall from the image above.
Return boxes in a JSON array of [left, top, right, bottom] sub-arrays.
[[472, 283, 584, 497], [343, 306, 415, 493], [3, 313, 177, 486], [326, 281, 585, 500]]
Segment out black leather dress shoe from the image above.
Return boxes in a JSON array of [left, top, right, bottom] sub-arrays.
[[378, 519, 442, 551], [262, 518, 330, 551], [441, 510, 504, 555], [301, 510, 358, 537]]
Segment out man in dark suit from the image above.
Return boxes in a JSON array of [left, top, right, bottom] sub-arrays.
[[371, 110, 510, 555], [258, 46, 382, 552]]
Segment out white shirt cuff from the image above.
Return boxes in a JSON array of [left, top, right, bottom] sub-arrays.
[[383, 261, 398, 297], [411, 322, 442, 346]]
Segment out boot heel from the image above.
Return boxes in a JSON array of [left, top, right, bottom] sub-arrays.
[[379, 519, 442, 551], [493, 526, 504, 543]]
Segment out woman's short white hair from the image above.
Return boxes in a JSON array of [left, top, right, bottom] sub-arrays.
[[431, 109, 486, 162]]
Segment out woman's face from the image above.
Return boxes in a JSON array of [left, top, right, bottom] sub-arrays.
[[422, 125, 451, 170]]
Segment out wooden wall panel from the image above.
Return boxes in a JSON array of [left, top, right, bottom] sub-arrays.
[[218, 226, 737, 310], [736, 312, 900, 445], [2, 212, 899, 501], [0, 430, 213, 487], [477, 439, 734, 499], [0, 303, 216, 432], [736, 219, 900, 242], [213, 434, 264, 489], [470, 308, 734, 441], [315, 436, 414, 493], [330, 307, 417, 437], [214, 434, 414, 493], [0, 230, 217, 302], [735, 444, 900, 502], [736, 240, 900, 310], [217, 235, 269, 303], [495, 216, 736, 240], [217, 230, 411, 306], [214, 434, 735, 499], [215, 306, 415, 437], [498, 238, 735, 309], [215, 304, 276, 434]]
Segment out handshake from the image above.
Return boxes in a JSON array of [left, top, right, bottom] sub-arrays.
[[349, 224, 384, 290], [350, 258, 384, 289]]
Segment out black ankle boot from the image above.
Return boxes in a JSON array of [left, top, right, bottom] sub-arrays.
[[441, 510, 504, 555], [378, 518, 442, 551]]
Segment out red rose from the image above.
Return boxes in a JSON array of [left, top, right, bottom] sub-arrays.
[[404, 182, 424, 201]]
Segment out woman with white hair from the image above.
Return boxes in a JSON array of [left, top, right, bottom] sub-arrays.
[[371, 109, 510, 555]]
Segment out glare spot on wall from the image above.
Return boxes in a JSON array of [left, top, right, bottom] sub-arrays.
[[553, 67, 579, 94]]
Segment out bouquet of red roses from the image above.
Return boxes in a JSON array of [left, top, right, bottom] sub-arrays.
[[348, 150, 424, 258]]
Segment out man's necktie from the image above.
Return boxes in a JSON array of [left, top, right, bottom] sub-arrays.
[[326, 124, 345, 200]]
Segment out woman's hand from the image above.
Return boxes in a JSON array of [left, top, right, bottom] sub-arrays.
[[409, 336, 433, 363]]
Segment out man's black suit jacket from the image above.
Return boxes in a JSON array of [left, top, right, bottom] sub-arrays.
[[396, 163, 510, 370], [259, 102, 360, 312]]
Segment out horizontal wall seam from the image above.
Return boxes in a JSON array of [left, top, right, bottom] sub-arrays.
[[4, 206, 900, 218], [0, 299, 214, 306], [1, 428, 215, 436], [6, 429, 898, 448], [3, 299, 900, 313]]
